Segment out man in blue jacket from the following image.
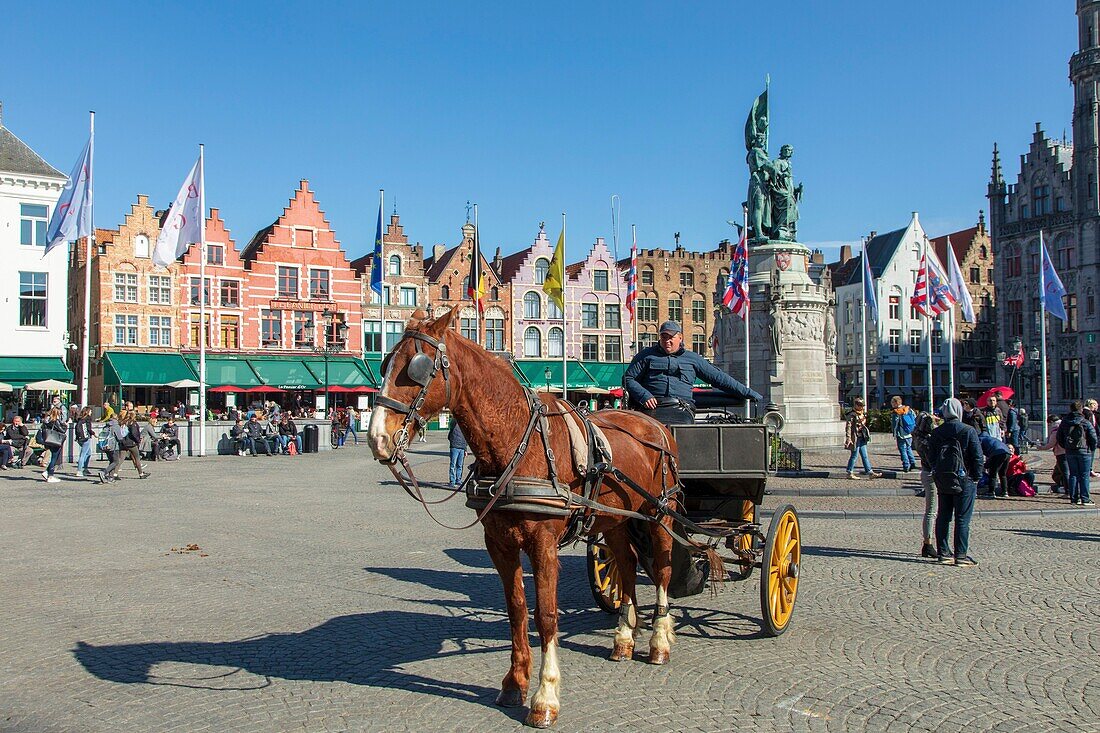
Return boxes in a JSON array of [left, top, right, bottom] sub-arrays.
[[624, 320, 761, 425]]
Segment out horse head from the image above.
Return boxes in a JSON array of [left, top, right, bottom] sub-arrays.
[[368, 306, 457, 462]]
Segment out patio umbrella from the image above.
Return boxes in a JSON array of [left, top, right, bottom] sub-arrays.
[[24, 379, 78, 391], [0, 382, 12, 393], [209, 386, 242, 393], [976, 386, 1014, 408], [166, 378, 201, 388]]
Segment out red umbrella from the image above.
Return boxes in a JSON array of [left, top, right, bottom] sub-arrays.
[[976, 386, 1014, 408], [209, 385, 243, 393]]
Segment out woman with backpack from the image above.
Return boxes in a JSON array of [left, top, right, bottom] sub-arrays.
[[1056, 401, 1097, 506], [74, 407, 94, 477], [844, 398, 882, 480], [891, 396, 918, 472], [115, 412, 150, 480], [98, 415, 124, 484]]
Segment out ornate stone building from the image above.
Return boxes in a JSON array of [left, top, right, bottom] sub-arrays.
[[930, 215, 998, 397], [423, 222, 510, 353], [987, 2, 1100, 409], [350, 211, 430, 356]]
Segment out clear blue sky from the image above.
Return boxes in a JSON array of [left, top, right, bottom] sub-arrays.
[[0, 1, 1075, 264]]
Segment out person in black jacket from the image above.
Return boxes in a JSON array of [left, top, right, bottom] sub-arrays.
[[277, 414, 301, 454], [245, 415, 274, 456], [159, 417, 182, 460], [448, 421, 468, 487], [40, 407, 67, 483], [74, 407, 94, 477], [1056, 400, 1098, 506], [927, 398, 984, 566], [5, 416, 32, 467]]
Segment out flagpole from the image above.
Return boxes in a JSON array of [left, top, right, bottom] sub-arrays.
[[198, 144, 207, 457], [81, 111, 95, 409], [948, 307, 956, 398], [743, 203, 751, 419], [631, 224, 638, 357], [861, 237, 868, 409], [378, 188, 385, 360], [562, 212, 568, 399], [611, 195, 626, 362], [1040, 229, 1049, 423], [923, 236, 933, 413], [473, 203, 481, 346]]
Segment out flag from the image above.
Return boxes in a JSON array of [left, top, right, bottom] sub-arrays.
[[1040, 234, 1068, 321], [722, 229, 750, 319], [467, 222, 486, 313], [862, 250, 878, 322], [911, 253, 956, 317], [944, 237, 976, 323], [744, 86, 768, 151], [44, 137, 93, 255], [625, 238, 637, 320], [544, 228, 566, 311], [370, 196, 384, 295], [1002, 343, 1025, 368], [152, 154, 204, 267]]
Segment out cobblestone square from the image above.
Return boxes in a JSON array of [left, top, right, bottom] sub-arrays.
[[1, 438, 1097, 732]]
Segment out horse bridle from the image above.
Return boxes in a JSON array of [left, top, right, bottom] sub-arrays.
[[374, 329, 453, 461]]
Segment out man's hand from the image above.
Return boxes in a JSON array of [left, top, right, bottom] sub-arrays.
[[644, 398, 658, 410]]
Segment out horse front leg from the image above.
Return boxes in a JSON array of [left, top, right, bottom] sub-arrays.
[[647, 519, 675, 665], [525, 530, 562, 728], [602, 524, 638, 661], [485, 532, 531, 708]]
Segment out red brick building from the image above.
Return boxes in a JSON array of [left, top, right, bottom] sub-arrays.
[[177, 209, 253, 351]]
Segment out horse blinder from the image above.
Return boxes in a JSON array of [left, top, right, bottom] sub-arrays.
[[406, 353, 436, 386]]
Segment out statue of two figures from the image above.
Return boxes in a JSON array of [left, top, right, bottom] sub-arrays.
[[745, 87, 802, 242]]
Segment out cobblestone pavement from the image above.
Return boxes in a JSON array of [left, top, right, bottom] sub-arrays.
[[2, 437, 1098, 732]]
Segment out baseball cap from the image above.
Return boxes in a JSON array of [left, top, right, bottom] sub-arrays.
[[659, 320, 682, 335]]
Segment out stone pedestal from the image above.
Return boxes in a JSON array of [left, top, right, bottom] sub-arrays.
[[715, 239, 845, 448]]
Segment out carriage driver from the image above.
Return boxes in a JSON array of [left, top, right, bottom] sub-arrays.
[[624, 320, 762, 425]]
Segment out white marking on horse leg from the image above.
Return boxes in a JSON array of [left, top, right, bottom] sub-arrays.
[[529, 635, 560, 713], [614, 602, 637, 646], [649, 585, 675, 657]]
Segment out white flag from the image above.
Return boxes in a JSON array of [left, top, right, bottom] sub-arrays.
[[44, 137, 93, 255], [943, 237, 975, 323], [152, 154, 204, 267]]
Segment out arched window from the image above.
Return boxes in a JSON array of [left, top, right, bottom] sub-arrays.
[[641, 265, 654, 286], [534, 258, 550, 284], [491, 286, 499, 301], [679, 267, 694, 288], [462, 277, 471, 299], [388, 254, 402, 276], [548, 327, 564, 357], [524, 327, 542, 357], [441, 285, 450, 300], [980, 244, 988, 259], [524, 291, 541, 319], [547, 299, 563, 319]]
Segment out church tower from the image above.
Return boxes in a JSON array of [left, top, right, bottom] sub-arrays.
[[1072, 0, 1100, 216]]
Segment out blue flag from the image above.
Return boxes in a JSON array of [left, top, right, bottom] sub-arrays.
[[1040, 234, 1067, 321], [862, 249, 878, 322], [44, 137, 93, 255], [370, 195, 384, 295]]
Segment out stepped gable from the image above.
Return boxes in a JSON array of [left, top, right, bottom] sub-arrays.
[[241, 180, 347, 265]]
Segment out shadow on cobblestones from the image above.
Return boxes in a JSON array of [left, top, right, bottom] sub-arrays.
[[72, 612, 504, 702], [801, 545, 925, 564], [993, 527, 1099, 543]]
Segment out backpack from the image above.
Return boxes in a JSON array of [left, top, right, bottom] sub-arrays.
[[933, 436, 966, 494], [97, 425, 118, 452], [1064, 420, 1087, 451], [898, 409, 916, 437]]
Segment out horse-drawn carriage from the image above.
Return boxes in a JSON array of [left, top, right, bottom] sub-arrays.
[[586, 396, 801, 636]]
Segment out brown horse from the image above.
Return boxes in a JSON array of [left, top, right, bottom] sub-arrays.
[[369, 307, 680, 728]]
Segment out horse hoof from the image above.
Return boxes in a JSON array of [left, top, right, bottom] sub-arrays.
[[649, 648, 670, 665], [496, 687, 527, 708], [609, 642, 634, 662], [525, 705, 559, 728]]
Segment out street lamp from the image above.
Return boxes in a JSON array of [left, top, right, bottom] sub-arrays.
[[309, 308, 349, 419], [544, 366, 552, 394]]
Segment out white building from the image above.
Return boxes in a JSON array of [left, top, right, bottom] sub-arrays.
[[829, 212, 950, 409], [0, 103, 73, 392]]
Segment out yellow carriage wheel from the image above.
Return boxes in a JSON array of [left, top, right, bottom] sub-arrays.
[[760, 505, 800, 636], [730, 500, 756, 581], [586, 537, 623, 614]]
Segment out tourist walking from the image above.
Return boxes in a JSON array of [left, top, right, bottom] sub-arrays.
[[40, 408, 67, 483], [911, 410, 939, 558], [928, 398, 984, 566], [979, 433, 1012, 499], [890, 396, 917, 472], [448, 421, 467, 488], [346, 406, 361, 445], [1057, 401, 1097, 506], [844, 398, 881, 480], [97, 416, 125, 484], [74, 407, 94, 476], [117, 412, 150, 479]]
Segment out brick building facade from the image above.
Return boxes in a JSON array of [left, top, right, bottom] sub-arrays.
[[177, 209, 253, 352]]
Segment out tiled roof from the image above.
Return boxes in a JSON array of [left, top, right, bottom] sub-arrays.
[[564, 260, 585, 279], [842, 227, 907, 286], [424, 245, 462, 281], [241, 220, 276, 260], [0, 124, 63, 178], [930, 226, 979, 268], [497, 246, 532, 282]]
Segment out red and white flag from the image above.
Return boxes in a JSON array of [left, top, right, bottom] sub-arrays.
[[153, 153, 204, 267], [722, 229, 750, 320]]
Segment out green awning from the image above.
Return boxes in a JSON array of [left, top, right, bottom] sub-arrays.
[[514, 360, 598, 390], [582, 362, 629, 390], [302, 358, 373, 388], [247, 358, 321, 390], [363, 357, 382, 387], [103, 352, 195, 387], [0, 356, 74, 388], [185, 356, 261, 388]]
